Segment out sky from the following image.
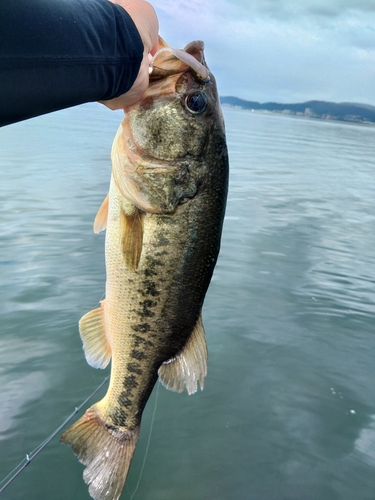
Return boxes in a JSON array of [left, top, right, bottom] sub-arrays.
[[152, 0, 375, 105]]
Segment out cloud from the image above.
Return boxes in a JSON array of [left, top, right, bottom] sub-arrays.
[[229, 0, 375, 20], [152, 0, 375, 104], [336, 17, 375, 50]]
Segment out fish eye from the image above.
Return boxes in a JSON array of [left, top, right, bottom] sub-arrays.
[[184, 92, 208, 114]]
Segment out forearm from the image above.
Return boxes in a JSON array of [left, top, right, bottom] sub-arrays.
[[0, 0, 144, 126]]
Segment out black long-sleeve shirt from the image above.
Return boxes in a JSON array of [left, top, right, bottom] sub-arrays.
[[0, 0, 144, 126]]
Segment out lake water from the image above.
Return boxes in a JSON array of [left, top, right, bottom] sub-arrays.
[[0, 104, 375, 500]]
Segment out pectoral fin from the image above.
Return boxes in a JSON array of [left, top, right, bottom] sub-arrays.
[[120, 206, 143, 271], [93, 195, 109, 234], [79, 301, 111, 369], [158, 313, 207, 395]]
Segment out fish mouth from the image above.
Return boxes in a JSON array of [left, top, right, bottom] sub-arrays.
[[146, 37, 210, 89], [149, 38, 210, 84]]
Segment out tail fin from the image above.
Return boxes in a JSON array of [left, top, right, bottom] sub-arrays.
[[61, 406, 139, 500]]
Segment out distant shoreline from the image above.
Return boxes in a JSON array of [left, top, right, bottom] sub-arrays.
[[220, 96, 375, 125]]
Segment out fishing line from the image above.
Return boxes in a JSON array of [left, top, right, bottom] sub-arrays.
[[0, 376, 109, 495], [129, 381, 160, 500]]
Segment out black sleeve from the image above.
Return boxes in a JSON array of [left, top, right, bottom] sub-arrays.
[[0, 0, 144, 126]]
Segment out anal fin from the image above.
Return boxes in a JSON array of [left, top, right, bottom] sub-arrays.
[[158, 313, 208, 395], [79, 301, 111, 369], [120, 205, 143, 271]]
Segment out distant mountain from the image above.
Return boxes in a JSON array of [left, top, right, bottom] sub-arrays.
[[220, 96, 375, 124]]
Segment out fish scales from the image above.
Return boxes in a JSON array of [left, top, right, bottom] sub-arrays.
[[102, 173, 224, 428], [61, 37, 228, 500]]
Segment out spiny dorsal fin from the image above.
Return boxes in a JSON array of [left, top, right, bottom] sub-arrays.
[[93, 194, 109, 234], [61, 405, 139, 500], [79, 301, 111, 369], [120, 206, 143, 271], [158, 313, 207, 395]]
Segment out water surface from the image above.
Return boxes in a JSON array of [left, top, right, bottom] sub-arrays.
[[1, 105, 375, 499]]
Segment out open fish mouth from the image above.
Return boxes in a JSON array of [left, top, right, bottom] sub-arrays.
[[148, 38, 210, 84], [149, 45, 210, 83]]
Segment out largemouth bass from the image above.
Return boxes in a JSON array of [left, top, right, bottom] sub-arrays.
[[61, 38, 229, 500]]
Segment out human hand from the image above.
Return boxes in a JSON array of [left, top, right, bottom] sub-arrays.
[[101, 0, 159, 110]]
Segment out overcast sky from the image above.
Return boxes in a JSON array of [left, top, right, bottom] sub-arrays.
[[152, 0, 375, 104]]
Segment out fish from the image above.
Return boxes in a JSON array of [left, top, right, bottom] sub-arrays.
[[61, 37, 229, 500]]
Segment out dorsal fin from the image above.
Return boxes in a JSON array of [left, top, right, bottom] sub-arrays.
[[158, 313, 207, 395]]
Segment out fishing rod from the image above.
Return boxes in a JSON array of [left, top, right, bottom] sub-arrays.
[[0, 376, 109, 495]]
